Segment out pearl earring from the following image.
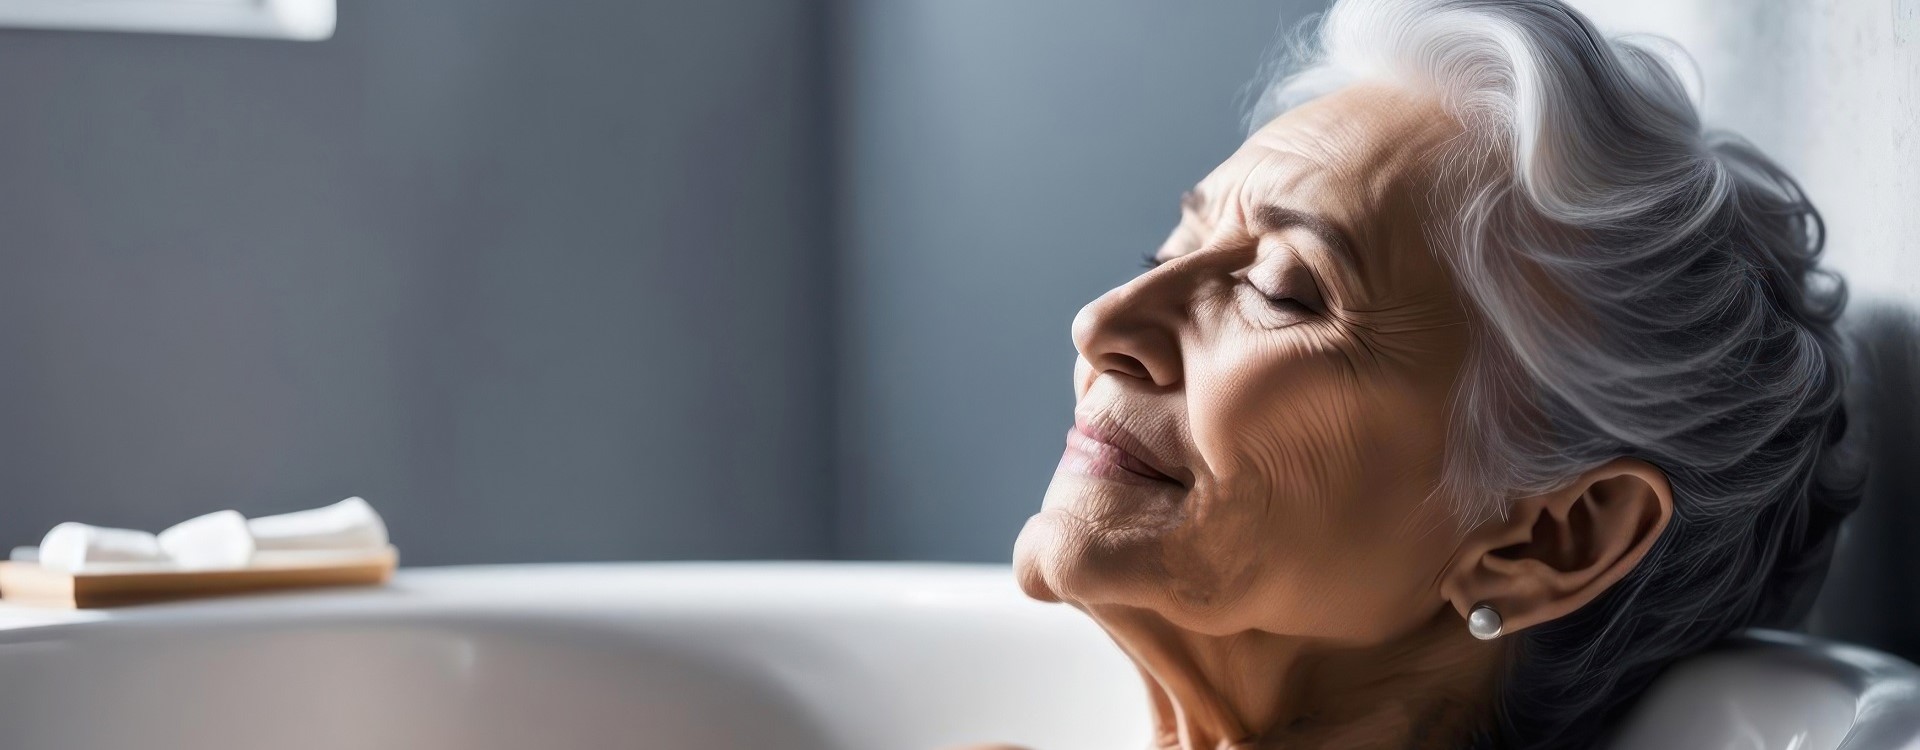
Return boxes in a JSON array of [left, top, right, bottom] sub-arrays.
[[1468, 604, 1504, 640]]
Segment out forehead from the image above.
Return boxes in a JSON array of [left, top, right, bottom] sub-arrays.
[[1229, 84, 1458, 200]]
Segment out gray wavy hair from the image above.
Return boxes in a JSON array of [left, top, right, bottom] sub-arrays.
[[1248, 0, 1861, 747]]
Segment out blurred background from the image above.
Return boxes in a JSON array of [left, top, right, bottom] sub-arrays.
[[0, 0, 1316, 565], [0, 0, 1915, 653]]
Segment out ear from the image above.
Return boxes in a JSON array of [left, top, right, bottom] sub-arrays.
[[1439, 458, 1673, 636]]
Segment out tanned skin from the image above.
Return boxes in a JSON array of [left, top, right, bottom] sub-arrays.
[[956, 84, 1673, 750]]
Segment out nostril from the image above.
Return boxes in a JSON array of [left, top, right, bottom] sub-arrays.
[[1096, 352, 1155, 382], [1072, 287, 1182, 388]]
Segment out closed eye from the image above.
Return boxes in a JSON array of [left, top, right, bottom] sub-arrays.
[[1247, 245, 1327, 316], [1140, 252, 1165, 270], [1256, 290, 1315, 315]]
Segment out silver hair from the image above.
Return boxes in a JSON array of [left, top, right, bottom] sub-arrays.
[[1248, 1, 1860, 747]]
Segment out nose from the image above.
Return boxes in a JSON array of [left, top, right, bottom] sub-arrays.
[[1070, 268, 1184, 389]]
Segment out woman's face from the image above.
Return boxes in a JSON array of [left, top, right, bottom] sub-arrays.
[[1014, 84, 1477, 644]]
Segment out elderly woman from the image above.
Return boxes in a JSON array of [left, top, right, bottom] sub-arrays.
[[991, 0, 1859, 748]]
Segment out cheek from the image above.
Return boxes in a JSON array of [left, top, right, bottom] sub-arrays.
[[1297, 501, 1459, 643], [1173, 329, 1456, 639], [1188, 331, 1369, 535]]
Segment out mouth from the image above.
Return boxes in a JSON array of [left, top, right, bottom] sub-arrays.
[[1060, 415, 1183, 487]]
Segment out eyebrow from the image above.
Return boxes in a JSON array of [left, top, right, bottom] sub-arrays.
[[1181, 189, 1361, 277], [1249, 204, 1361, 277]]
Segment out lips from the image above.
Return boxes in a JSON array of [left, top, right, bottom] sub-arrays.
[[1062, 416, 1182, 487]]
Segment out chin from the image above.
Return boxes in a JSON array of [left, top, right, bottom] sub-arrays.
[[1011, 511, 1067, 603], [1012, 474, 1178, 608]]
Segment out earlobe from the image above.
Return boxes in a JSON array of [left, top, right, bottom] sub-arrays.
[[1440, 458, 1673, 638]]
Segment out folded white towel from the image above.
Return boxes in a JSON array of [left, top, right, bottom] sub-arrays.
[[38, 523, 168, 573], [248, 497, 388, 552], [158, 510, 256, 570], [25, 498, 390, 573]]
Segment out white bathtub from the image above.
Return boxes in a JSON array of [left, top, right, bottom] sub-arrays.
[[0, 562, 1911, 750], [0, 563, 1148, 750]]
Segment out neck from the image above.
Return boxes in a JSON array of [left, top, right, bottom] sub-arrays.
[[1084, 605, 1503, 750]]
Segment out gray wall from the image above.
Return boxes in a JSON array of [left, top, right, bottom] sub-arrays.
[[0, 0, 1328, 565], [0, 0, 835, 564], [833, 0, 1327, 560], [43, 0, 1904, 606]]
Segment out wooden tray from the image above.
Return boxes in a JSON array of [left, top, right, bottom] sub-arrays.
[[0, 546, 398, 609]]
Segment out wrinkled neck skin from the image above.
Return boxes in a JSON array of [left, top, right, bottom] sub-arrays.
[[1086, 604, 1502, 750]]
